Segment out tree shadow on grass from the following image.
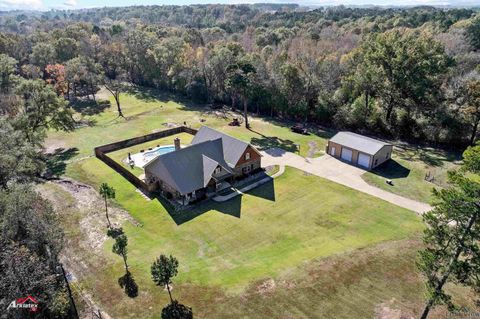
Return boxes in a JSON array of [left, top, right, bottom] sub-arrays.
[[418, 152, 443, 167], [162, 300, 193, 319], [125, 86, 200, 109], [251, 117, 336, 141], [250, 136, 298, 153], [71, 100, 111, 116], [124, 86, 337, 149], [45, 147, 79, 177], [395, 144, 462, 168], [248, 126, 331, 155], [118, 271, 138, 298], [369, 160, 411, 179], [125, 86, 162, 103]]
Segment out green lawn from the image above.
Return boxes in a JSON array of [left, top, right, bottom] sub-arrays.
[[362, 144, 462, 203], [64, 154, 423, 318], [42, 176, 477, 319], [41, 89, 479, 318], [46, 89, 332, 161]]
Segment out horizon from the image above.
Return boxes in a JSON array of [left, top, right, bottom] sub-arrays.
[[0, 0, 479, 13]]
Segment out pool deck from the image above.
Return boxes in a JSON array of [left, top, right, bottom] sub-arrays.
[[129, 144, 177, 168]]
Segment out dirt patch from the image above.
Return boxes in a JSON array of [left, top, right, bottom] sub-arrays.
[[37, 178, 140, 319], [200, 107, 243, 121], [95, 87, 112, 100], [307, 140, 318, 158], [375, 299, 413, 319], [280, 280, 297, 290], [43, 139, 68, 154], [256, 278, 276, 295], [40, 178, 140, 253], [160, 122, 180, 129]]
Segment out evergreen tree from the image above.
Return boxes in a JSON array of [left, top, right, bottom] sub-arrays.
[[418, 148, 480, 318]]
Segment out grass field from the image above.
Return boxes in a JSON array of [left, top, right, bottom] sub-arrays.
[[362, 144, 462, 203], [41, 177, 477, 319], [41, 172, 478, 319], [64, 158, 425, 318], [46, 88, 459, 204], [46, 89, 332, 161], [43, 89, 475, 318]]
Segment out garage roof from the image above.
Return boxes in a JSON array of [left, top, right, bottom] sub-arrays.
[[330, 131, 391, 156]]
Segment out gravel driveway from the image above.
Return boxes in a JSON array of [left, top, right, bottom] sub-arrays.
[[260, 148, 432, 214]]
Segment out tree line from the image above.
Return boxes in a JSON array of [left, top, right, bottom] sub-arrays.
[[0, 71, 75, 316], [1, 5, 480, 146]]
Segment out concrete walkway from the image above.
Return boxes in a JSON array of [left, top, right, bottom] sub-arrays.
[[260, 148, 432, 214], [212, 165, 285, 202]]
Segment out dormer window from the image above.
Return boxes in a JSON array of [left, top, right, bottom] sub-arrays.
[[215, 167, 221, 174], [245, 152, 250, 160]]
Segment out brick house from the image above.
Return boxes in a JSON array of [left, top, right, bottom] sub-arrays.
[[144, 126, 262, 204]]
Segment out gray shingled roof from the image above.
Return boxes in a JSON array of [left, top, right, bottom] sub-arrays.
[[330, 131, 391, 156], [144, 138, 232, 195], [191, 126, 249, 167], [202, 155, 220, 187]]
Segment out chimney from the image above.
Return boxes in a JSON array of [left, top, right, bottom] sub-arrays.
[[174, 137, 181, 151]]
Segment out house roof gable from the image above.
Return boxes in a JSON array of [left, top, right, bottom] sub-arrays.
[[145, 138, 231, 195], [191, 126, 251, 167]]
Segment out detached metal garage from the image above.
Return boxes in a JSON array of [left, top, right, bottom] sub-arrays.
[[326, 132, 393, 170]]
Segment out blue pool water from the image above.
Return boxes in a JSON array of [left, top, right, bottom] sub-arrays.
[[144, 145, 176, 158]]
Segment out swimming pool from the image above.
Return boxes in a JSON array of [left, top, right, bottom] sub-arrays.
[[130, 145, 177, 168], [143, 145, 176, 159]]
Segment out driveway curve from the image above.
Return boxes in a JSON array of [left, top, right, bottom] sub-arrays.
[[260, 148, 432, 214]]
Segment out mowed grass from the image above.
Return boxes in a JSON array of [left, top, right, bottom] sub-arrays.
[[362, 145, 462, 203], [203, 238, 478, 319], [46, 89, 332, 159], [41, 180, 475, 319], [65, 154, 424, 317], [47, 88, 460, 205], [44, 89, 448, 318]]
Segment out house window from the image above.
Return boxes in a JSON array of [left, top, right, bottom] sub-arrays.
[[374, 159, 378, 166], [215, 167, 221, 174], [245, 152, 250, 160]]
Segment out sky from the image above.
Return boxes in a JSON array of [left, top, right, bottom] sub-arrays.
[[0, 0, 478, 12]]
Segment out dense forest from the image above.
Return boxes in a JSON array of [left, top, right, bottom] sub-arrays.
[[1, 4, 480, 317], [1, 5, 480, 148]]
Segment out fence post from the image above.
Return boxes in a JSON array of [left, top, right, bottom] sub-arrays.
[[60, 263, 79, 319]]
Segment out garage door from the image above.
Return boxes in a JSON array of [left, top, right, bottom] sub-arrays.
[[341, 148, 353, 162], [330, 146, 336, 156], [358, 153, 371, 168]]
